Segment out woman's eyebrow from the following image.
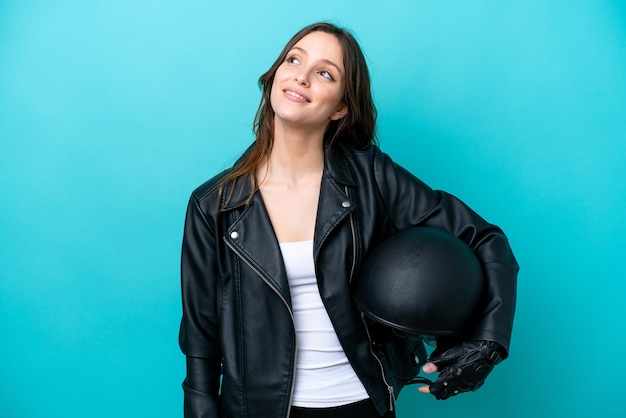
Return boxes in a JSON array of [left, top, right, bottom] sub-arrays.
[[290, 46, 343, 75]]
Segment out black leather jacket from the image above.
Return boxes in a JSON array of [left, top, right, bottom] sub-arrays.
[[179, 144, 518, 418]]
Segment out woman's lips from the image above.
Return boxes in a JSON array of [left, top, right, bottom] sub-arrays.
[[284, 88, 311, 103]]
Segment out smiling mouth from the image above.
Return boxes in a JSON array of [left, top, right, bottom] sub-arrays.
[[284, 89, 310, 102]]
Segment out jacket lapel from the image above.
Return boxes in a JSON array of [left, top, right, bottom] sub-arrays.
[[220, 146, 358, 305], [222, 178, 292, 305], [313, 147, 357, 260]]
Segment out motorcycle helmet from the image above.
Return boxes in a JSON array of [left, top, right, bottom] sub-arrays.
[[354, 226, 484, 337]]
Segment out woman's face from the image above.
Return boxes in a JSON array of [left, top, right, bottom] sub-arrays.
[[270, 31, 347, 132]]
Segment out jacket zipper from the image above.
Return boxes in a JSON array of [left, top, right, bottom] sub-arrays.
[[362, 316, 396, 411], [345, 185, 358, 284], [343, 185, 395, 411], [224, 238, 298, 418]]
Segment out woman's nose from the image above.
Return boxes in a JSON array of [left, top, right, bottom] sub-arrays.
[[295, 72, 309, 86]]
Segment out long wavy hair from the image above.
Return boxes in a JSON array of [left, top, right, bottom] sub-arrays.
[[220, 22, 377, 206]]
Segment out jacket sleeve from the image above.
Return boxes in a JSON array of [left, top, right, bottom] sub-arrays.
[[179, 193, 222, 417], [372, 148, 519, 354]]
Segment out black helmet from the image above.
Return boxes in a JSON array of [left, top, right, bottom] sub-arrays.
[[354, 227, 484, 337]]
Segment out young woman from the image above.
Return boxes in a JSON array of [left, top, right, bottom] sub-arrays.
[[179, 22, 518, 418]]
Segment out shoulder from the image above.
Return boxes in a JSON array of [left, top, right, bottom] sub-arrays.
[[341, 144, 394, 166], [190, 144, 255, 208], [325, 144, 399, 190], [338, 144, 397, 176], [191, 168, 231, 202], [185, 166, 237, 221], [341, 144, 381, 160], [331, 144, 380, 172]]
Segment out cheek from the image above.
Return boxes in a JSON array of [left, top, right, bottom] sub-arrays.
[[319, 78, 345, 104], [321, 87, 345, 108], [269, 66, 290, 105], [273, 65, 290, 86]]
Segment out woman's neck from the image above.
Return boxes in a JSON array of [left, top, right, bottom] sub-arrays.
[[260, 121, 325, 187]]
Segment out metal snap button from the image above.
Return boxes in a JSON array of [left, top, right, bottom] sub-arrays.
[[341, 200, 351, 208], [230, 231, 240, 240]]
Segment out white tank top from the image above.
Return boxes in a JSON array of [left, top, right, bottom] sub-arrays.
[[279, 240, 369, 407]]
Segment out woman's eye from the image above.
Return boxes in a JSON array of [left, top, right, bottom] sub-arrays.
[[319, 70, 335, 81], [286, 56, 300, 64]]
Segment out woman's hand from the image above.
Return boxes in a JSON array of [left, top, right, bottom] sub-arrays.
[[417, 361, 438, 394], [417, 340, 505, 400]]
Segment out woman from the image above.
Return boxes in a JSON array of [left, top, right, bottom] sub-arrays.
[[179, 22, 518, 418]]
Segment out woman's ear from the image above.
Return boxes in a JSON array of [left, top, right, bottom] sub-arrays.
[[330, 102, 348, 121]]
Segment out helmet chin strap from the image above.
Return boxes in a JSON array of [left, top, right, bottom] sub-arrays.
[[406, 335, 435, 386], [406, 376, 434, 386]]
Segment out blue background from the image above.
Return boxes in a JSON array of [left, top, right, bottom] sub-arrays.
[[1, 1, 625, 417]]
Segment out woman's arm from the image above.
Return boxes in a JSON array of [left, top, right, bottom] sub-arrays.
[[179, 194, 222, 417], [372, 148, 518, 353]]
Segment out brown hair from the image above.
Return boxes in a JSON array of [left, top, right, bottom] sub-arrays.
[[220, 22, 377, 206]]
